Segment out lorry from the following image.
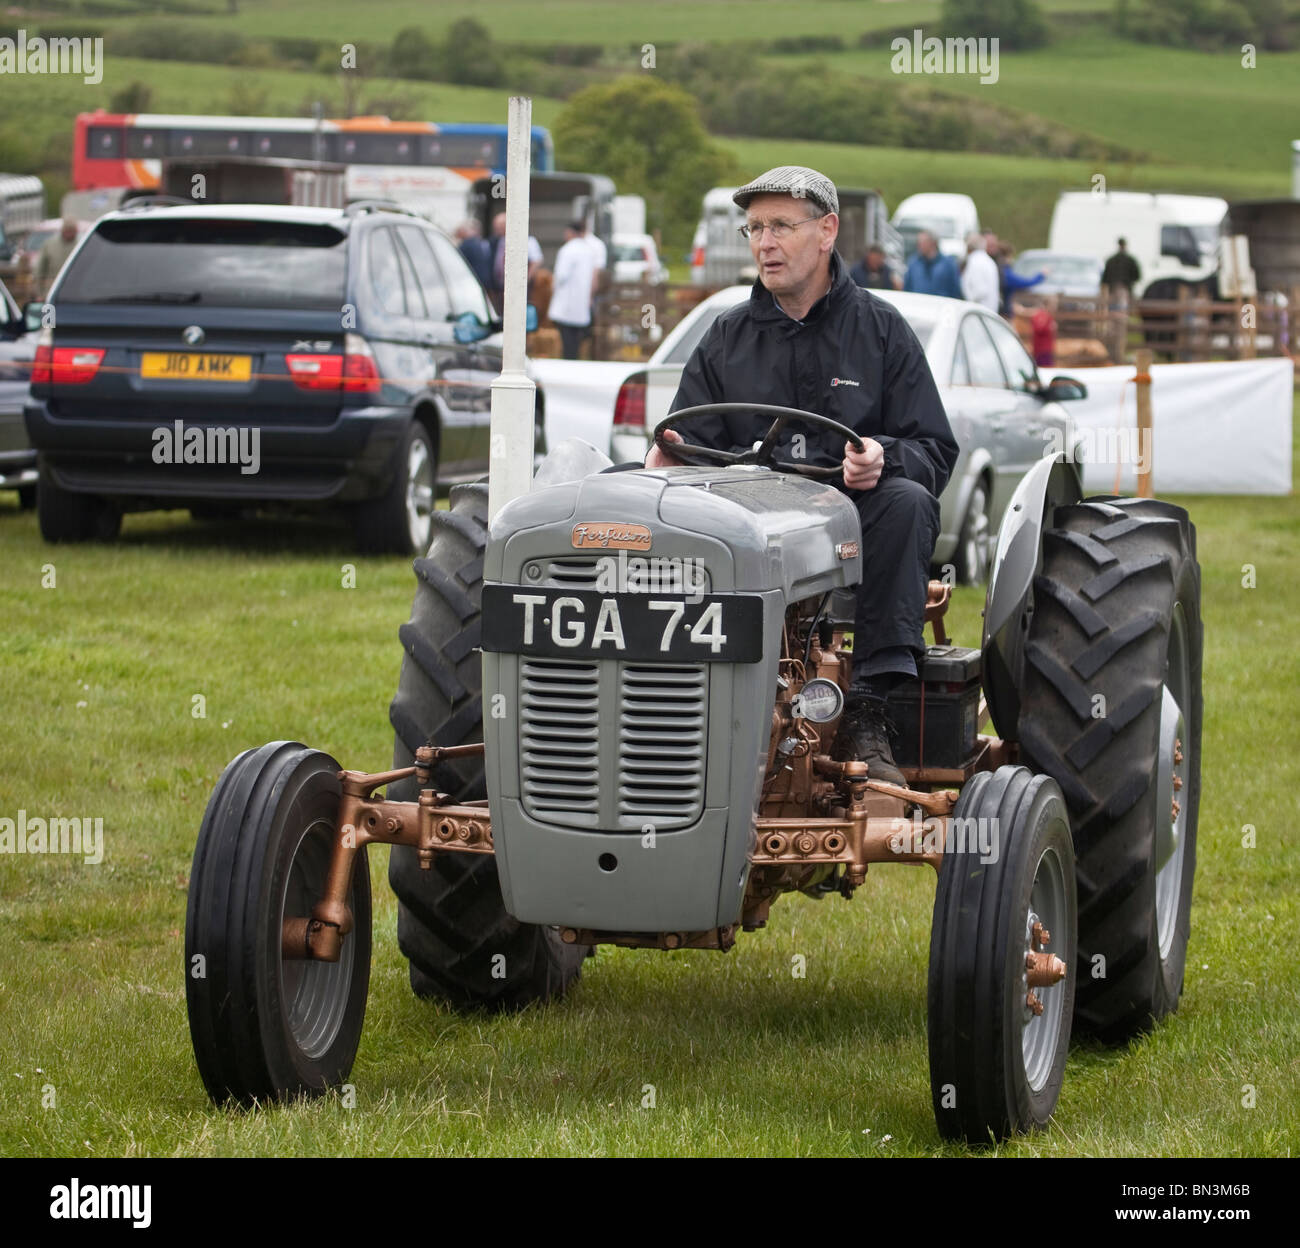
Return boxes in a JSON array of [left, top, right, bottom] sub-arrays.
[[1048, 191, 1227, 299], [470, 171, 615, 270], [0, 174, 46, 281], [158, 155, 347, 209]]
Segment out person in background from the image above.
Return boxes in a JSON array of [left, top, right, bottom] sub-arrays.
[[455, 220, 493, 292], [1101, 237, 1141, 300], [960, 230, 1001, 312], [580, 218, 607, 352], [1031, 297, 1057, 367], [547, 221, 598, 360], [904, 230, 961, 299], [488, 211, 544, 314], [849, 243, 901, 291], [991, 237, 1046, 318], [35, 218, 80, 302]]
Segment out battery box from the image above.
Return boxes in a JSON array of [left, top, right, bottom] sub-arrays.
[[891, 645, 982, 770]]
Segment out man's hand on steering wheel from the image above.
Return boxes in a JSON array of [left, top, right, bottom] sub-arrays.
[[646, 403, 866, 481], [644, 428, 684, 470], [842, 437, 885, 490]]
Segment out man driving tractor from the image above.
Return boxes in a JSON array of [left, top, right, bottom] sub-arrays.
[[645, 166, 959, 784]]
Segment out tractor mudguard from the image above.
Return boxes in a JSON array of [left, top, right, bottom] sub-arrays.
[[532, 437, 614, 487], [980, 455, 1082, 742]]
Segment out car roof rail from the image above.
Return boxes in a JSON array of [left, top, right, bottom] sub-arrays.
[[343, 199, 420, 219], [117, 195, 193, 211]]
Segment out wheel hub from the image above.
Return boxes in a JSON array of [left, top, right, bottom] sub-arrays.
[[406, 437, 435, 552], [1154, 598, 1192, 960], [1021, 852, 1070, 1093]]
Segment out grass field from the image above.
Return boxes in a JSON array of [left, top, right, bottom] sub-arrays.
[[0, 428, 1296, 1156], [767, 30, 1300, 177], [23, 0, 1117, 45]]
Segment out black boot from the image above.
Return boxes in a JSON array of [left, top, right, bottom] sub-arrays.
[[830, 694, 906, 786]]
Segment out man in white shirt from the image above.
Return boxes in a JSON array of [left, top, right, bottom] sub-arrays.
[[580, 219, 607, 351], [960, 230, 1000, 313], [547, 221, 598, 359]]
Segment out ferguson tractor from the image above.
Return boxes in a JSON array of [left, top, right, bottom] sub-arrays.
[[184, 403, 1202, 1145]]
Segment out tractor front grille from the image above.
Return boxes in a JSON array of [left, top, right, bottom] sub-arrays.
[[617, 665, 707, 827], [520, 658, 600, 826], [542, 557, 602, 590], [517, 657, 709, 833]]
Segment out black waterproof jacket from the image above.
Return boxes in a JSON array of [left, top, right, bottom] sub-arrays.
[[669, 250, 959, 497]]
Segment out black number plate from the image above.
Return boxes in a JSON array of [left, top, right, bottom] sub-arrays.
[[481, 585, 763, 663]]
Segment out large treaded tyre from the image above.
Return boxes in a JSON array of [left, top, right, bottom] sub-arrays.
[[185, 742, 371, 1105], [386, 483, 587, 1009], [1017, 497, 1202, 1041]]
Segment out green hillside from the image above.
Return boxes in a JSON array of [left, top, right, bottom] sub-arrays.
[[0, 3, 1291, 251], [20, 0, 1115, 45]]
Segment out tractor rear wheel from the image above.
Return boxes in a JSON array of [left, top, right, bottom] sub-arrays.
[[1017, 498, 1202, 1041], [928, 765, 1077, 1144], [387, 483, 588, 1009]]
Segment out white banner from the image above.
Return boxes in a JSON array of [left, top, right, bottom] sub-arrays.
[[1049, 357, 1293, 495]]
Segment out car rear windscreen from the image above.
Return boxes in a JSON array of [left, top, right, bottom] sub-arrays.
[[55, 217, 348, 310]]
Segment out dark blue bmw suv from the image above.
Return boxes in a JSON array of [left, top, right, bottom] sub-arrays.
[[25, 201, 541, 553]]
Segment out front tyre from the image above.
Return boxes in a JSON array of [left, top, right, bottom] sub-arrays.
[[185, 742, 371, 1105], [928, 766, 1077, 1144]]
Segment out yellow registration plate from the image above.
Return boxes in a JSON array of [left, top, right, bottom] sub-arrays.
[[140, 352, 252, 382]]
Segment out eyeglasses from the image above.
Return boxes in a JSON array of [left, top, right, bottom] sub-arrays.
[[738, 215, 821, 241]]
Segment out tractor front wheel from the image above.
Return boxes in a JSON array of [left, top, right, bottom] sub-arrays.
[[928, 765, 1077, 1144], [185, 741, 371, 1105]]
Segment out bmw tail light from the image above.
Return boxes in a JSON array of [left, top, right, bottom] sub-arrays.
[[284, 335, 381, 394], [343, 334, 380, 394], [31, 335, 105, 387]]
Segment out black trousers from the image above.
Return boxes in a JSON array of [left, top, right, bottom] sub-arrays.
[[849, 476, 941, 676], [554, 321, 587, 360]]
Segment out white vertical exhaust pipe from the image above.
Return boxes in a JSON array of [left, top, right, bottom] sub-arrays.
[[488, 95, 538, 521]]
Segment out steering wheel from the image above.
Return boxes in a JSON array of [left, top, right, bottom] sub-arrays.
[[652, 403, 865, 480]]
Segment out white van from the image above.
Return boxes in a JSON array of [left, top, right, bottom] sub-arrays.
[[891, 192, 979, 261], [690, 187, 752, 286], [1047, 191, 1226, 298]]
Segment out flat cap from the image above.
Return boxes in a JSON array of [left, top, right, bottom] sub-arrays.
[[732, 165, 839, 217]]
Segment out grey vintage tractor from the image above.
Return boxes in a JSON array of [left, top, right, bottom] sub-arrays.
[[185, 404, 1202, 1144]]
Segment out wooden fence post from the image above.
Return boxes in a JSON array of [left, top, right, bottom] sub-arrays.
[[1135, 348, 1154, 498]]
